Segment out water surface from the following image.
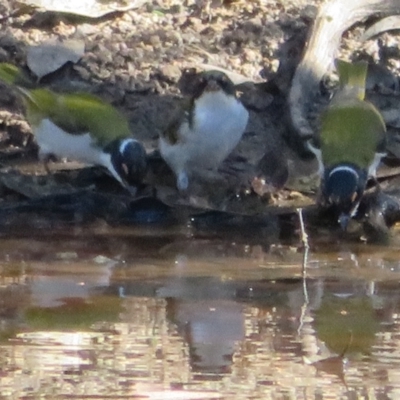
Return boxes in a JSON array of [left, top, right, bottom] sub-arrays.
[[1, 223, 400, 399]]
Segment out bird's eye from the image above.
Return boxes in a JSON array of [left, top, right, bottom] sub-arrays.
[[183, 67, 196, 75]]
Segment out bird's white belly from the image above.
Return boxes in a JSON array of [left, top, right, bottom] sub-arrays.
[[190, 92, 248, 167], [161, 91, 249, 175], [34, 118, 106, 166]]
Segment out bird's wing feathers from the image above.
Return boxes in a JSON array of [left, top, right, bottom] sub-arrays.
[[0, 63, 131, 147], [320, 98, 386, 168], [0, 63, 34, 88], [161, 98, 193, 145], [25, 90, 131, 146]]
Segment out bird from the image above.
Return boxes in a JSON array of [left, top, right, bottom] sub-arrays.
[[0, 63, 147, 194], [308, 59, 387, 230], [159, 69, 249, 191]]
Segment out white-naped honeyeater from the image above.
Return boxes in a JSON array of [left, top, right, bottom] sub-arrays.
[[308, 59, 387, 230], [0, 63, 148, 194]]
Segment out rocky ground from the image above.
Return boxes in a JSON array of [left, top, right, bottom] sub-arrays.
[[0, 0, 399, 239]]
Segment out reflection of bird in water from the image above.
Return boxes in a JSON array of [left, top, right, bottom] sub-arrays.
[[166, 297, 245, 373], [160, 276, 245, 373], [314, 295, 379, 356]]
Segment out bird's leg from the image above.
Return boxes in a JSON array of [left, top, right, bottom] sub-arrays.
[[109, 171, 139, 197]]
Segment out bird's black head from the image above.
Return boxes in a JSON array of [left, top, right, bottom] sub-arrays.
[[193, 70, 236, 98], [108, 138, 148, 190], [322, 164, 368, 230]]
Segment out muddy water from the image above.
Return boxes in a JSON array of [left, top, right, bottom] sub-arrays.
[[1, 224, 400, 399]]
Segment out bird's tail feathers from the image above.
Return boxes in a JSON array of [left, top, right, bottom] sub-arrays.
[[335, 59, 368, 101], [16, 86, 37, 105], [0, 63, 34, 89], [0, 63, 43, 109]]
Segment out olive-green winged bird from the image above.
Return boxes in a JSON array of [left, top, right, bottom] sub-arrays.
[[0, 63, 147, 194], [308, 60, 387, 229]]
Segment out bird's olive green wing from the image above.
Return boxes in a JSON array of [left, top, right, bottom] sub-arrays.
[[0, 63, 132, 146], [320, 98, 386, 168], [161, 98, 193, 145], [24, 90, 131, 147]]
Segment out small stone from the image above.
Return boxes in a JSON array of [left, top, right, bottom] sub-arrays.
[[149, 35, 161, 46], [300, 5, 317, 21], [160, 64, 181, 81], [75, 23, 98, 36]]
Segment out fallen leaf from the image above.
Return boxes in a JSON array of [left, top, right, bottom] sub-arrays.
[[362, 15, 400, 41], [27, 39, 85, 79], [19, 0, 149, 18]]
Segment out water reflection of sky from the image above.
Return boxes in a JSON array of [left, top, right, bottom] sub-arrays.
[[2, 231, 400, 398]]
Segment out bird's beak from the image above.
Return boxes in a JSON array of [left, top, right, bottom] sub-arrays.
[[338, 213, 350, 231], [121, 178, 137, 196], [205, 79, 220, 92]]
